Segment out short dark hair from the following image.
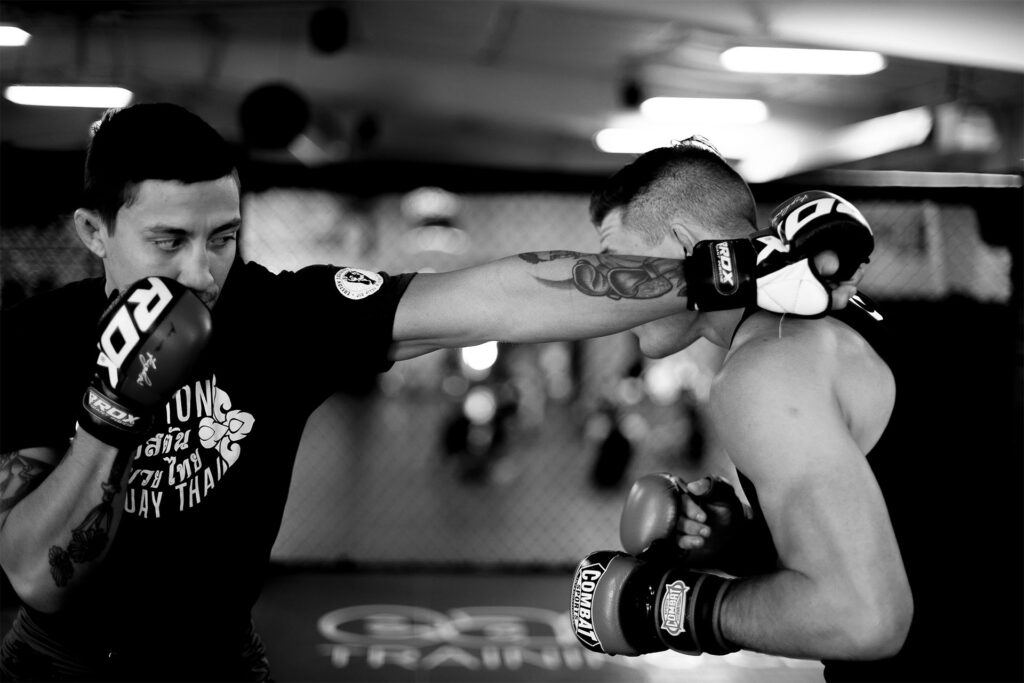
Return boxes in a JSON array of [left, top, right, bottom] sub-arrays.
[[589, 136, 757, 244], [82, 102, 238, 229]]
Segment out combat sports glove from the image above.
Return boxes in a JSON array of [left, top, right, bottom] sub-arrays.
[[570, 549, 737, 657], [78, 277, 212, 449], [684, 190, 874, 315], [620, 472, 745, 561], [620, 472, 779, 577]]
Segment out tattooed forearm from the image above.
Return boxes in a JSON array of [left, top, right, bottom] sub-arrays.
[[0, 451, 54, 516], [517, 251, 585, 264], [48, 546, 74, 587], [47, 451, 130, 587], [521, 252, 688, 300]]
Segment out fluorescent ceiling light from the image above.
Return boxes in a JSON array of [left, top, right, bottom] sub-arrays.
[[721, 47, 886, 75], [594, 128, 660, 154], [4, 85, 134, 108], [594, 127, 747, 159], [0, 25, 30, 47], [640, 97, 768, 125], [738, 106, 933, 182], [827, 106, 933, 161]]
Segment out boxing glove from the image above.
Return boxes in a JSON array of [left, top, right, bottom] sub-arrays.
[[620, 472, 688, 560], [78, 277, 212, 449], [570, 549, 737, 657], [685, 190, 874, 315], [621, 472, 780, 577], [620, 472, 745, 561]]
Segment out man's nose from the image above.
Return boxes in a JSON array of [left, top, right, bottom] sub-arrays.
[[177, 245, 215, 292]]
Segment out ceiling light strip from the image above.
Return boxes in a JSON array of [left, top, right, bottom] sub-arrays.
[[721, 47, 886, 75], [4, 85, 134, 108], [0, 25, 30, 47]]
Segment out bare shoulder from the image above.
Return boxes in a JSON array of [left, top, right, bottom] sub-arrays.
[[711, 312, 895, 452], [713, 314, 832, 392]]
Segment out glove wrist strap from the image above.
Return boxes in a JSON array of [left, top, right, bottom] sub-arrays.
[[656, 567, 739, 656], [78, 386, 152, 449], [710, 576, 739, 655], [683, 239, 757, 312]]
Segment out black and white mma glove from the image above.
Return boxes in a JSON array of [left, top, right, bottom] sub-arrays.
[[685, 190, 874, 315]]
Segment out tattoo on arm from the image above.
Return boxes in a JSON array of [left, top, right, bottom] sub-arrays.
[[0, 451, 55, 517], [519, 251, 687, 300], [48, 450, 131, 588], [517, 251, 585, 265]]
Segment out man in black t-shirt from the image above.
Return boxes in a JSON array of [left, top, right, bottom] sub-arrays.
[[0, 104, 865, 681]]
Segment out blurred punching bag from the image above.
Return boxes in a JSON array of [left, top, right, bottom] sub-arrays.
[[309, 5, 349, 54], [591, 418, 632, 488], [238, 83, 310, 150]]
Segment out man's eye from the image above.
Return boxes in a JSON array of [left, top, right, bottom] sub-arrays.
[[210, 233, 238, 248], [153, 239, 181, 251]]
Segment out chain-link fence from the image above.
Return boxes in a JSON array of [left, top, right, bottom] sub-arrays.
[[1, 184, 1019, 569]]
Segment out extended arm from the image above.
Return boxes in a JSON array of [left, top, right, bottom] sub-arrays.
[[391, 251, 691, 360], [390, 192, 874, 361], [708, 338, 910, 660], [0, 438, 132, 612]]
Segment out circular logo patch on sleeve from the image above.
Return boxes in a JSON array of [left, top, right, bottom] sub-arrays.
[[334, 268, 383, 300]]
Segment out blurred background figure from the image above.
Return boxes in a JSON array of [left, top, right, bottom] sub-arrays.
[[439, 342, 520, 483]]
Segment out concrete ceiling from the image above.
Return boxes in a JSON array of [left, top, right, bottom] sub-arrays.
[[1, 0, 1021, 180]]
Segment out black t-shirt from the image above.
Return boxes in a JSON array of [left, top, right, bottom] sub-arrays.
[[0, 259, 414, 654]]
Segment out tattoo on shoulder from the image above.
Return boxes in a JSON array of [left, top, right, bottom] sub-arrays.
[[522, 252, 687, 300], [0, 451, 55, 515]]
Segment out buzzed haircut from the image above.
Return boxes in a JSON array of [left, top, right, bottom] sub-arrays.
[[82, 102, 238, 229], [589, 136, 758, 244]]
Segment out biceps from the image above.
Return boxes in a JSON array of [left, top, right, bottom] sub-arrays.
[[0, 448, 59, 523], [764, 459, 893, 571], [391, 269, 507, 354], [714, 396, 892, 566], [730, 424, 902, 596]]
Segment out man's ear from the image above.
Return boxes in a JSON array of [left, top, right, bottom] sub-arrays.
[[74, 209, 108, 258], [669, 223, 698, 257]]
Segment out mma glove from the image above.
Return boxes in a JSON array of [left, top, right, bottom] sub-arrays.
[[570, 549, 737, 657], [685, 190, 874, 315], [620, 472, 778, 577], [78, 277, 212, 449]]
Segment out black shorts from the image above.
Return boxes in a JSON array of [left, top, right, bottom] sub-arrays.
[[0, 607, 273, 682]]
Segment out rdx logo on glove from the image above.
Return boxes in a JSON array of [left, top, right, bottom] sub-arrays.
[[96, 278, 174, 387], [85, 388, 140, 428], [772, 194, 872, 243], [713, 242, 737, 293], [80, 276, 211, 449]]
